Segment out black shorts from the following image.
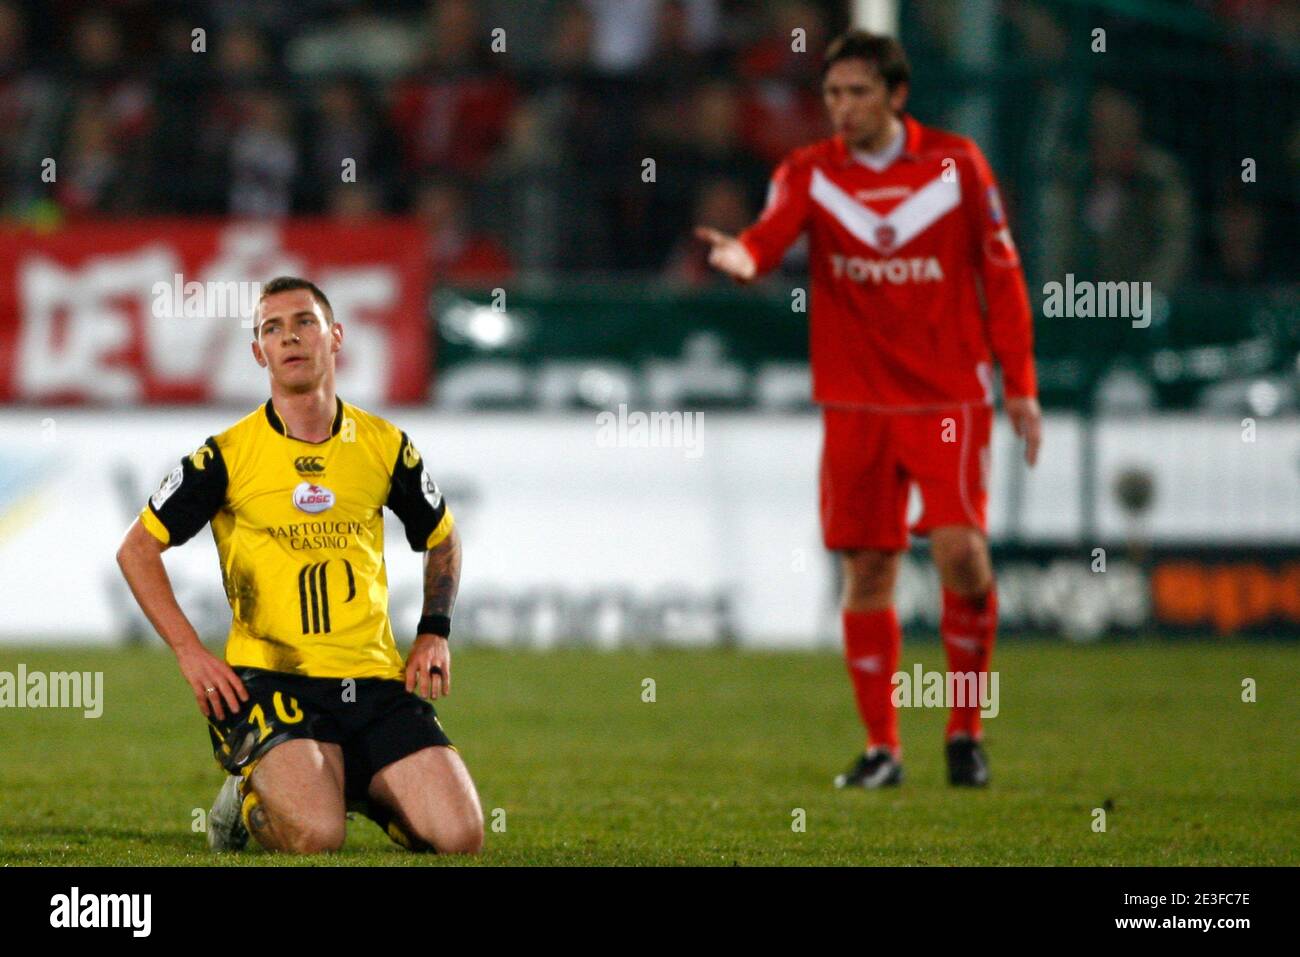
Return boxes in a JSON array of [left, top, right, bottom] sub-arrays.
[[207, 667, 453, 803]]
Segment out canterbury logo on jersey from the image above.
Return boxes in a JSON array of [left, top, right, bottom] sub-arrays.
[[294, 456, 325, 474], [830, 254, 945, 284], [811, 167, 961, 254], [297, 559, 357, 634]]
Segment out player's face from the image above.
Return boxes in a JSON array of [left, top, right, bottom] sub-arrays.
[[251, 290, 342, 391], [823, 59, 908, 150]]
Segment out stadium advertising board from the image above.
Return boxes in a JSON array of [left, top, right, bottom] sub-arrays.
[[0, 220, 431, 405], [0, 410, 1295, 647]]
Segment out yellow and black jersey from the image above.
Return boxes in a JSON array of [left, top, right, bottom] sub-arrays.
[[140, 397, 453, 680]]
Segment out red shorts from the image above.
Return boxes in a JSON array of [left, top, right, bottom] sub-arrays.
[[819, 404, 992, 552]]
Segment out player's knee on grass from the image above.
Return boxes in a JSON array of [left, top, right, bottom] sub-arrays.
[[277, 815, 346, 855], [371, 803, 483, 855], [840, 550, 900, 611], [369, 747, 484, 854], [420, 811, 484, 855], [244, 739, 348, 854], [245, 791, 346, 854], [383, 785, 484, 855], [445, 819, 485, 855], [930, 527, 993, 594]]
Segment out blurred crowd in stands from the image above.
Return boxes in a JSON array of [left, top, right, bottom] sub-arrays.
[[0, 0, 1295, 290]]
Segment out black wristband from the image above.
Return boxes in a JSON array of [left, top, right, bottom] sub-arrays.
[[418, 614, 451, 638]]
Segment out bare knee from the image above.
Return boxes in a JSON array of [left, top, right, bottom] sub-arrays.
[[371, 746, 485, 855], [403, 806, 483, 855], [434, 815, 484, 855], [841, 550, 900, 611], [245, 739, 347, 854], [931, 529, 992, 594], [253, 806, 345, 854], [284, 818, 345, 854]]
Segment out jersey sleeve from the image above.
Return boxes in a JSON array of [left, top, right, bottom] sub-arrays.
[[386, 432, 455, 551], [139, 438, 228, 547], [963, 141, 1038, 399], [738, 155, 813, 277]]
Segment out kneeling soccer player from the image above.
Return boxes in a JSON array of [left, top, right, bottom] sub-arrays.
[[116, 276, 483, 854]]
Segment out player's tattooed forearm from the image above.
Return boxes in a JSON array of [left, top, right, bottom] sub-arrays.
[[422, 530, 461, 618], [425, 573, 456, 616]]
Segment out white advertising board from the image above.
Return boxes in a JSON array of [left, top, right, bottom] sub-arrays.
[[0, 409, 1295, 647]]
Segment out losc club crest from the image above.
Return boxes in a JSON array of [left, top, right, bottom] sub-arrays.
[[874, 224, 897, 252], [292, 481, 335, 514]]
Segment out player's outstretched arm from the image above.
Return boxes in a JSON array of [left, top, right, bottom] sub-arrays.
[[694, 226, 758, 281], [115, 519, 248, 719], [404, 523, 461, 701], [696, 156, 810, 282]]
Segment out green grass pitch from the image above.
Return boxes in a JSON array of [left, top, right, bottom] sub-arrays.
[[1, 641, 1296, 866]]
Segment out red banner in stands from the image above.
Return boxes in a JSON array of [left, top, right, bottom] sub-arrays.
[[0, 220, 430, 404]]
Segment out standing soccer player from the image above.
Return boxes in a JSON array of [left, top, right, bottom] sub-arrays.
[[116, 276, 484, 852], [697, 32, 1041, 788]]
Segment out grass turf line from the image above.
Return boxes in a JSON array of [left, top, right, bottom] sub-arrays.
[[0, 642, 1295, 865]]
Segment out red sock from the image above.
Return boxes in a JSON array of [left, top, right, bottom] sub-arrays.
[[842, 608, 901, 754], [941, 586, 998, 740]]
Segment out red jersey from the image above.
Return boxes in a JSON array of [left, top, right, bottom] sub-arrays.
[[738, 115, 1036, 409]]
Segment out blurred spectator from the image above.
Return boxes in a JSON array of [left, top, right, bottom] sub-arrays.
[[737, 0, 829, 84], [1044, 87, 1194, 292], [481, 98, 568, 270], [737, 1, 831, 164], [0, 0, 22, 66], [585, 0, 721, 74], [63, 10, 152, 144], [194, 24, 277, 160], [53, 94, 131, 217], [216, 22, 275, 87], [1210, 0, 1300, 61], [304, 79, 398, 213], [0, 0, 1290, 292], [644, 0, 723, 76], [1207, 184, 1271, 285], [228, 91, 297, 216], [177, 25, 282, 213], [388, 0, 518, 177], [637, 77, 769, 265], [0, 1, 61, 214], [327, 182, 384, 220], [415, 177, 514, 285], [40, 10, 156, 218], [542, 2, 637, 173], [548, 1, 596, 72]]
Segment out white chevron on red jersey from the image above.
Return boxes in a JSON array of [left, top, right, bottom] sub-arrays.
[[739, 114, 1036, 409]]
